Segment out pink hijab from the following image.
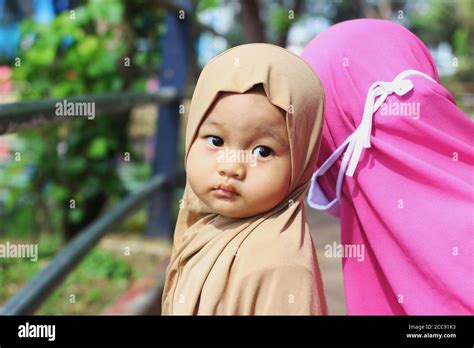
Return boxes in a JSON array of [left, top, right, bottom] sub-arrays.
[[302, 19, 474, 315]]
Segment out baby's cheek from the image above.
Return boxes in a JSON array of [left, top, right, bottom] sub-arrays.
[[186, 144, 214, 192], [248, 163, 289, 208]]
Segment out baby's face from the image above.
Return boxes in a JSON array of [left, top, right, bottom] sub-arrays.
[[186, 89, 291, 218]]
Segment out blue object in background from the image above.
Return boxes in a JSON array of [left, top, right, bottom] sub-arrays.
[[0, 22, 21, 61], [0, 0, 23, 61], [0, 0, 59, 61], [32, 0, 54, 24], [145, 0, 192, 238]]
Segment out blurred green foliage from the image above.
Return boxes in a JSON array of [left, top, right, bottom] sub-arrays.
[[411, 0, 474, 83], [2, 0, 165, 240]]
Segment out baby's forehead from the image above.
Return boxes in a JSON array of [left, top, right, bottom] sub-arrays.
[[203, 95, 285, 125], [207, 89, 285, 119], [198, 86, 290, 143]]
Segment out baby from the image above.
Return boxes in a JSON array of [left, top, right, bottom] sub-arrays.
[[187, 84, 291, 219], [161, 43, 327, 315]]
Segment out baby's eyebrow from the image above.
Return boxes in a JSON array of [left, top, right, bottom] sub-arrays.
[[255, 126, 287, 147], [202, 119, 222, 128]]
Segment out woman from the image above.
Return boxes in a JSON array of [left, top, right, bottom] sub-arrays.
[[302, 19, 473, 315]]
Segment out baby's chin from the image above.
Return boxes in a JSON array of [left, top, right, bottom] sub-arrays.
[[206, 198, 275, 219], [194, 189, 279, 219], [207, 200, 248, 219], [194, 194, 248, 218]]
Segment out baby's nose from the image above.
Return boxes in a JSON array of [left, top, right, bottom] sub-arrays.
[[217, 161, 246, 180]]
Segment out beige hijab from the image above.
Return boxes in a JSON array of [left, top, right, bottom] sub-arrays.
[[161, 43, 327, 315]]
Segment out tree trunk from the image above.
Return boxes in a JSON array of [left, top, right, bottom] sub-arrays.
[[240, 0, 266, 42]]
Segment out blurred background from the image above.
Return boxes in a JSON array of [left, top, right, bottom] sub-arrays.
[[0, 0, 472, 315]]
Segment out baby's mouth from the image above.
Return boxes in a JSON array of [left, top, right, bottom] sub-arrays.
[[212, 183, 240, 199]]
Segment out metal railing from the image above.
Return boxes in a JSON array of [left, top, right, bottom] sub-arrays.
[[0, 175, 173, 315], [0, 81, 187, 315], [0, 88, 178, 135], [0, 36, 186, 317], [0, 85, 188, 314]]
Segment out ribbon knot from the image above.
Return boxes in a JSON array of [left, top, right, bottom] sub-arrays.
[[344, 70, 433, 177], [307, 69, 437, 213]]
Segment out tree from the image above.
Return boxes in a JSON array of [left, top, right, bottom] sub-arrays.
[[7, 0, 166, 241]]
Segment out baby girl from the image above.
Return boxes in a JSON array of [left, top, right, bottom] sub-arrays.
[[161, 43, 327, 315]]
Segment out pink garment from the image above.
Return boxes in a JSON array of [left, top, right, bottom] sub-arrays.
[[302, 19, 474, 315]]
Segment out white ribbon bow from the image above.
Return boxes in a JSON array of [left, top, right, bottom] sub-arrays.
[[343, 69, 436, 177], [307, 69, 437, 213]]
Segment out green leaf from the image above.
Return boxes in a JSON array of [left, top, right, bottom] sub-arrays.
[[198, 0, 220, 11], [68, 207, 84, 223], [26, 45, 56, 66], [87, 137, 109, 159], [64, 157, 87, 174], [89, 0, 123, 23], [270, 8, 292, 35], [77, 36, 100, 57], [49, 184, 69, 201]]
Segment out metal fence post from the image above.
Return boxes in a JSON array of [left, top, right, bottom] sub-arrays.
[[145, 2, 191, 238]]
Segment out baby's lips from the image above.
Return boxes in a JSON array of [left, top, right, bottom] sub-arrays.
[[214, 183, 239, 195]]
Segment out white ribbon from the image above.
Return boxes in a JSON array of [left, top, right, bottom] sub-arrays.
[[344, 69, 436, 177], [307, 69, 436, 213]]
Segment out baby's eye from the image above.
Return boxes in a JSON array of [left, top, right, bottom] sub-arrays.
[[252, 146, 273, 158], [206, 135, 224, 148]]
